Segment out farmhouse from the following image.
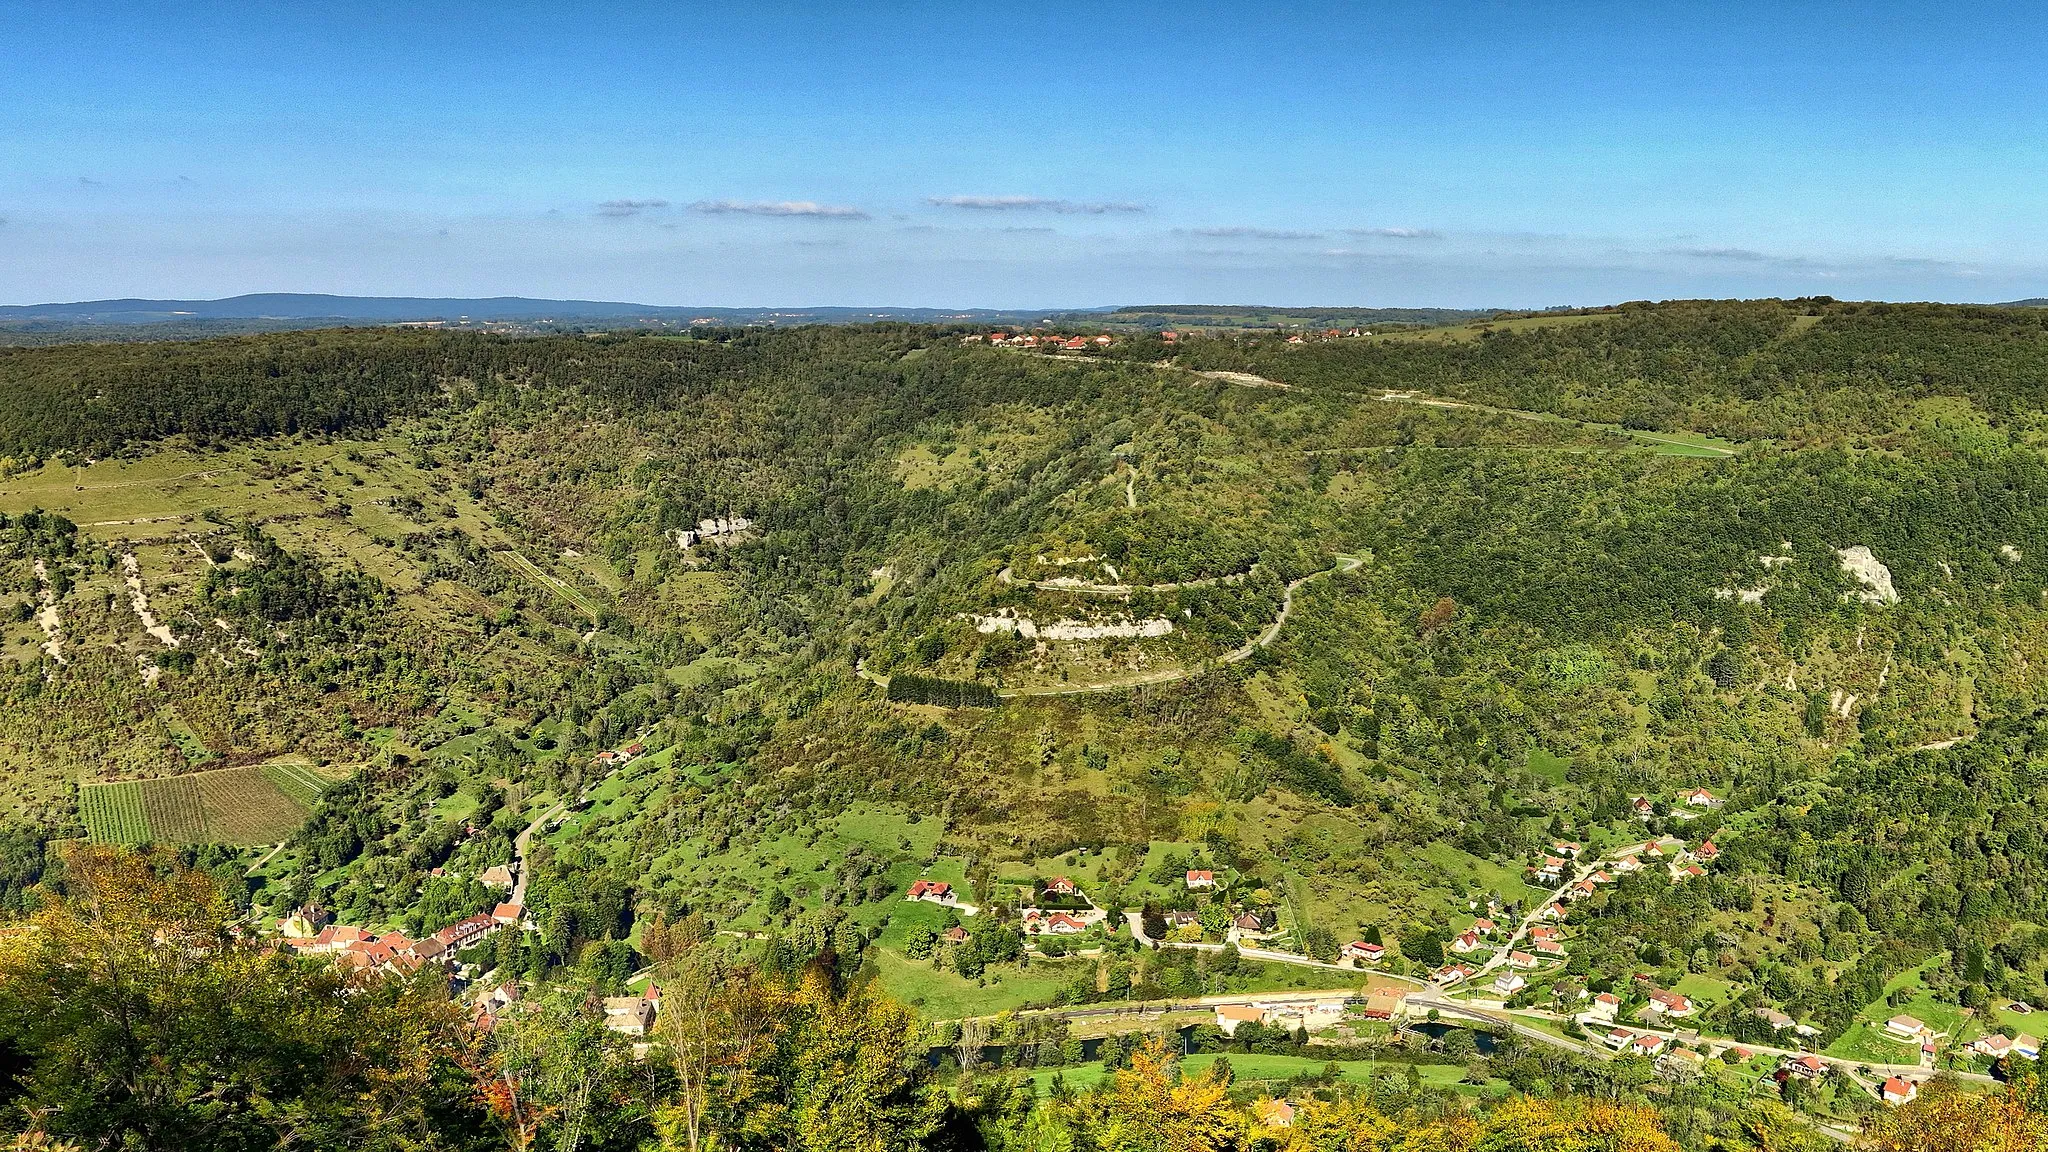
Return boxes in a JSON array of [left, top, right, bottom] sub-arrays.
[[491, 902, 525, 925], [1884, 1014, 1943, 1044], [1043, 876, 1079, 897], [1449, 930, 1485, 955], [1215, 1004, 1264, 1035], [907, 879, 956, 905], [1680, 788, 1721, 808], [1342, 941, 1385, 964], [1233, 912, 1267, 933], [1631, 1034, 1668, 1057], [1360, 988, 1410, 1021], [1880, 1077, 1918, 1105], [942, 925, 969, 944], [1552, 841, 1582, 858], [1185, 870, 1216, 889], [479, 864, 516, 888], [602, 995, 656, 1037]]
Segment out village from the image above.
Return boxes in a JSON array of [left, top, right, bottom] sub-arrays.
[[892, 783, 2032, 1118], [261, 765, 2029, 1118]]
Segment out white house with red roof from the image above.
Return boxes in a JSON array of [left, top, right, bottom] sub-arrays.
[[1880, 1077, 1918, 1105], [1185, 869, 1216, 889], [1580, 992, 1621, 1025], [1342, 941, 1385, 964], [1647, 990, 1695, 1018]]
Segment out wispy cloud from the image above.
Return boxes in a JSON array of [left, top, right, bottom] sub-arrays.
[[1666, 246, 1770, 262], [1344, 226, 1441, 239], [78, 176, 102, 188], [1181, 226, 1323, 240], [691, 199, 869, 219], [597, 198, 669, 218], [927, 195, 1147, 214]]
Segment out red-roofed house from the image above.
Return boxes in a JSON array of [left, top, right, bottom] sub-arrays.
[[1450, 930, 1485, 955], [1185, 869, 1216, 889], [1783, 1054, 1827, 1080], [1632, 1034, 1668, 1057], [1881, 1077, 1918, 1105], [907, 880, 956, 905], [491, 903, 525, 925], [1343, 941, 1385, 963], [1648, 990, 1695, 1018], [1043, 876, 1078, 897]]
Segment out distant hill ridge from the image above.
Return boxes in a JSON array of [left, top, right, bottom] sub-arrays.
[[0, 293, 1086, 325]]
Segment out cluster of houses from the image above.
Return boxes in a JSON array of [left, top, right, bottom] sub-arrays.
[[1776, 1053, 1922, 1105], [962, 332, 1116, 351], [593, 740, 646, 770], [1968, 1031, 2042, 1062], [1281, 329, 1373, 344], [1631, 788, 1723, 822], [280, 901, 527, 975]]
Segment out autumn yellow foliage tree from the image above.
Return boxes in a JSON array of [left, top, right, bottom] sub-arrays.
[[0, 845, 482, 1152], [1861, 1077, 2048, 1152]]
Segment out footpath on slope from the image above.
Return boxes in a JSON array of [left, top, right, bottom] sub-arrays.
[[996, 556, 1362, 699]]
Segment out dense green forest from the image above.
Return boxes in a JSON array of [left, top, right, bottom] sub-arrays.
[[5, 300, 2048, 1145]]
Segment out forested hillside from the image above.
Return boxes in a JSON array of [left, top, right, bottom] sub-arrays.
[[3, 300, 2048, 1144]]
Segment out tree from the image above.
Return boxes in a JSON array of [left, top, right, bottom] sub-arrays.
[[1863, 1077, 2048, 1151], [0, 845, 483, 1151]]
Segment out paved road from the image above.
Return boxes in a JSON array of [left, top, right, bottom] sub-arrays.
[[509, 800, 565, 908]]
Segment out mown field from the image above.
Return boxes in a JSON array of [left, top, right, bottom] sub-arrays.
[[79, 761, 335, 846]]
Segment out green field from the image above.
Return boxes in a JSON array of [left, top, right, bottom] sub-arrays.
[[79, 763, 326, 846]]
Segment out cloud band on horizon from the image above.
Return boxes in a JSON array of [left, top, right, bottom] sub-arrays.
[[928, 195, 1147, 214]]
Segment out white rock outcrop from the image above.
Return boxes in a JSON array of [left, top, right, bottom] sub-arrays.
[[1837, 546, 1899, 605]]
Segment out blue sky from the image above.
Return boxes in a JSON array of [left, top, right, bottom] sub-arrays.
[[2, 1, 2043, 307]]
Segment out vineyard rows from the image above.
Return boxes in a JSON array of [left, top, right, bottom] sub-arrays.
[[79, 762, 331, 846]]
